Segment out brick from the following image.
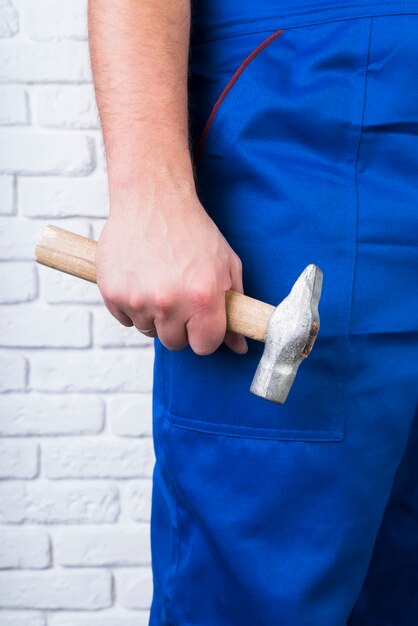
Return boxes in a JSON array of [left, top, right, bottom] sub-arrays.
[[50, 613, 149, 626], [0, 611, 46, 626], [0, 481, 119, 523], [20, 176, 108, 218], [55, 525, 151, 566], [37, 85, 99, 128], [43, 439, 155, 479], [96, 131, 107, 173], [108, 394, 152, 438], [0, 0, 18, 37], [0, 132, 94, 175], [0, 175, 14, 214], [0, 528, 50, 568], [0, 305, 91, 347], [18, 0, 87, 40], [0, 353, 27, 392], [30, 349, 154, 392], [0, 569, 112, 609], [0, 440, 38, 478], [40, 265, 102, 304], [0, 85, 29, 124], [91, 218, 106, 240], [0, 41, 91, 82], [124, 480, 152, 523], [0, 262, 37, 303], [94, 309, 153, 348], [0, 217, 90, 260], [114, 568, 153, 610], [0, 393, 104, 435]]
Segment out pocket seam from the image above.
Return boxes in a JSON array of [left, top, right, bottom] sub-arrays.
[[163, 412, 344, 442], [193, 27, 285, 163], [160, 339, 345, 442]]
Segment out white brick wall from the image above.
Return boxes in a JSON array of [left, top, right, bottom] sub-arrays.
[[0, 2, 156, 623]]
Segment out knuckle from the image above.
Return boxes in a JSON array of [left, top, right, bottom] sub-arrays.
[[127, 293, 144, 310], [189, 287, 213, 309], [151, 291, 175, 313]]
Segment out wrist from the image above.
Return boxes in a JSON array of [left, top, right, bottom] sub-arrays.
[[108, 138, 195, 190], [107, 157, 199, 218]]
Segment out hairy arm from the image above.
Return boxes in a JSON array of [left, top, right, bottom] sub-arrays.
[[88, 0, 194, 197], [88, 0, 248, 355]]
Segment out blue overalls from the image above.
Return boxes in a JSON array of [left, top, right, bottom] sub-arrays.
[[149, 2, 418, 624]]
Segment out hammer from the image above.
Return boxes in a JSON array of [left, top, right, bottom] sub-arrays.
[[35, 225, 323, 404]]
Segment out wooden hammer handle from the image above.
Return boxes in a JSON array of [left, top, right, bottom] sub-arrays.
[[35, 225, 274, 342]]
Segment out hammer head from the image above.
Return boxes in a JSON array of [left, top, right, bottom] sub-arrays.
[[250, 264, 323, 404]]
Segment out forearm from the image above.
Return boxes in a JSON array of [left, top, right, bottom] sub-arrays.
[[87, 0, 195, 206]]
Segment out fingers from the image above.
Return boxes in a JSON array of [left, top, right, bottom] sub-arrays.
[[101, 292, 158, 338], [97, 250, 248, 355], [149, 316, 188, 349], [224, 328, 249, 354], [186, 296, 227, 355], [103, 301, 134, 327], [128, 296, 187, 348], [97, 278, 135, 328], [132, 320, 159, 340]]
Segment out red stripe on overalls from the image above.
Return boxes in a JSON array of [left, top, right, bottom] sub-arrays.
[[193, 28, 285, 164]]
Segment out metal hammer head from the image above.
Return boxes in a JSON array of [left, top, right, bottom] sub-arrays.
[[250, 264, 323, 404]]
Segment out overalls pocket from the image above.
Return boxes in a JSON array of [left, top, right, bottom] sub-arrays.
[[157, 16, 374, 442]]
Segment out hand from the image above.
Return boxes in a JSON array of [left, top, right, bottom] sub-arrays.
[[95, 185, 248, 356]]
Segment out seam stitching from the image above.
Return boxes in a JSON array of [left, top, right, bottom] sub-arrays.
[[163, 416, 344, 442], [343, 16, 374, 439], [160, 345, 181, 626], [190, 3, 418, 44]]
